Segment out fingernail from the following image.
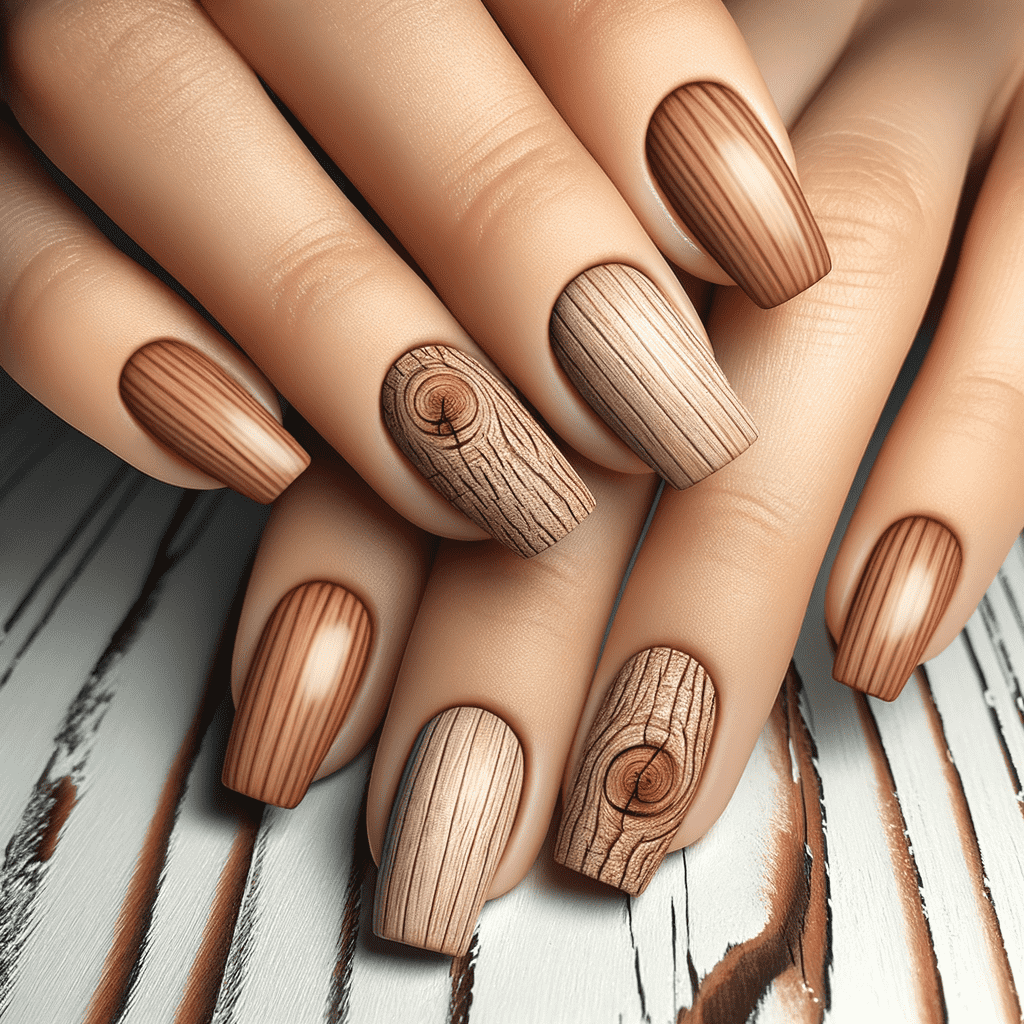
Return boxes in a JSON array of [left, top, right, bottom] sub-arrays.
[[222, 582, 372, 807], [555, 647, 716, 896], [550, 264, 757, 488], [646, 82, 831, 308], [382, 346, 595, 557], [833, 516, 962, 702], [120, 340, 309, 503], [374, 707, 524, 956]]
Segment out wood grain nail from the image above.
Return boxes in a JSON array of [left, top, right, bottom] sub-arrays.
[[647, 82, 831, 308], [374, 707, 524, 956], [834, 517, 962, 702], [120, 340, 309, 503], [555, 647, 716, 896], [382, 346, 595, 556], [222, 582, 372, 808], [551, 264, 757, 489]]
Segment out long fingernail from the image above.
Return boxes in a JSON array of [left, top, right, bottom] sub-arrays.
[[551, 264, 757, 488], [382, 346, 595, 556], [646, 82, 831, 308], [120, 340, 309, 503], [222, 582, 372, 808], [555, 647, 716, 896], [833, 517, 962, 702], [374, 707, 524, 956]]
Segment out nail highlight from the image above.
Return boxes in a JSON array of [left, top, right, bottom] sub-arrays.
[[555, 647, 716, 896], [374, 707, 524, 956], [833, 516, 962, 702], [382, 346, 595, 557], [550, 264, 757, 489], [222, 582, 372, 808], [119, 340, 309, 503], [646, 82, 831, 308]]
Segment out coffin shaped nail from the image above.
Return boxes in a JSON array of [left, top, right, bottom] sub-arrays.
[[555, 647, 716, 896], [551, 264, 757, 488], [833, 517, 962, 702], [374, 707, 524, 956], [382, 346, 594, 556], [120, 340, 309, 503], [647, 82, 831, 308], [222, 582, 372, 807]]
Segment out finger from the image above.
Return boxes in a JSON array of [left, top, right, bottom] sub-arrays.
[[485, 0, 831, 307], [827, 83, 1024, 702], [0, 111, 308, 502], [200, 0, 758, 490], [553, 1, 1024, 892], [4, 0, 594, 552], [364, 463, 658, 955], [223, 433, 434, 808]]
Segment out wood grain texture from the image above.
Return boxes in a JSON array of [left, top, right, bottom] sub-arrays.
[[222, 582, 372, 808], [646, 82, 831, 309], [834, 517, 962, 701], [381, 346, 594, 557], [120, 340, 310, 504], [374, 707, 524, 956], [555, 647, 716, 896], [550, 264, 757, 490]]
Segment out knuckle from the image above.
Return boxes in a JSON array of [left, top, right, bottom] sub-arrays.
[[935, 369, 1024, 451]]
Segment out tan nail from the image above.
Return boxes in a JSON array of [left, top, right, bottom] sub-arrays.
[[646, 82, 831, 308], [222, 582, 372, 808], [555, 647, 716, 896], [382, 346, 595, 557], [374, 707, 524, 956], [120, 340, 309, 503], [833, 517, 962, 702], [550, 264, 757, 489]]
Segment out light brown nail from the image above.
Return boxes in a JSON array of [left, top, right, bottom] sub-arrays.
[[222, 582, 372, 808], [374, 707, 524, 956], [833, 517, 962, 702], [382, 345, 595, 557], [120, 340, 309, 503], [550, 264, 757, 489], [555, 647, 716, 896], [646, 82, 831, 308]]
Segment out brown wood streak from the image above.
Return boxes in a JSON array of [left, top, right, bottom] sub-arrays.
[[448, 932, 478, 1024], [678, 664, 830, 1024], [35, 777, 77, 863], [550, 264, 756, 491], [381, 346, 594, 557], [120, 340, 309, 504], [646, 82, 830, 309]]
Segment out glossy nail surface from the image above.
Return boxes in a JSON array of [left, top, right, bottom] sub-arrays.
[[647, 82, 831, 309], [833, 516, 962, 702], [374, 707, 524, 956], [551, 264, 756, 489], [382, 346, 594, 557], [223, 582, 372, 807], [556, 647, 716, 896], [120, 340, 309, 503]]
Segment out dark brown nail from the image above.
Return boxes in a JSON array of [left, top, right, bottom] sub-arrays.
[[222, 582, 372, 807], [382, 345, 595, 557], [647, 82, 831, 308], [555, 647, 716, 896], [120, 340, 309, 503], [551, 263, 757, 489], [833, 516, 962, 701]]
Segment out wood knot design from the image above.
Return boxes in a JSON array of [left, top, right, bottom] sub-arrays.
[[604, 745, 678, 816], [405, 366, 481, 443]]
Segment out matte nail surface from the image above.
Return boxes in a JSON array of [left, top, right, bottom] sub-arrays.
[[223, 582, 372, 808], [833, 517, 962, 702], [551, 264, 756, 489], [120, 340, 309, 503], [555, 647, 716, 896], [647, 82, 831, 308], [382, 346, 595, 557], [374, 707, 524, 956]]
